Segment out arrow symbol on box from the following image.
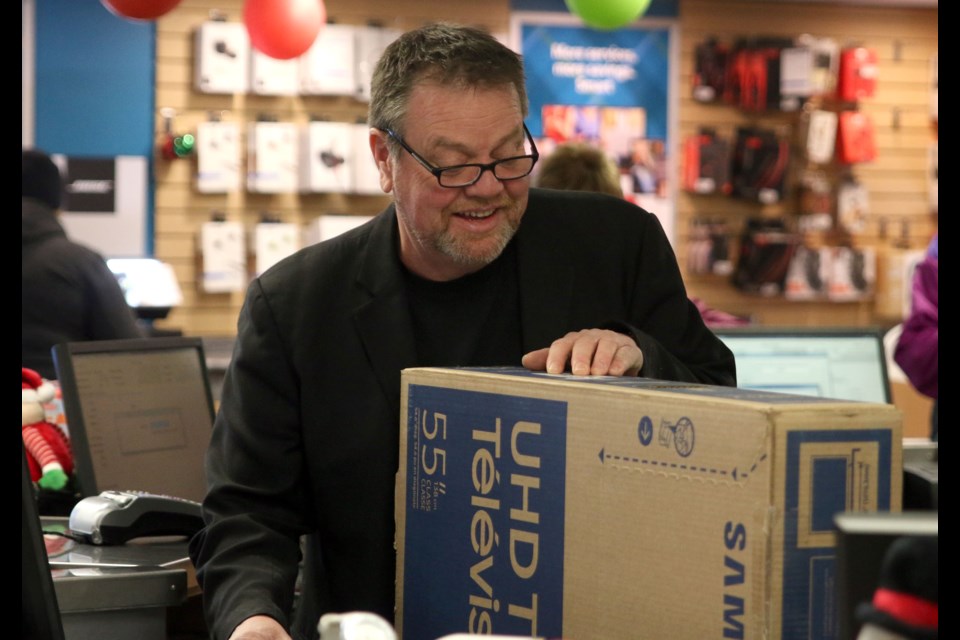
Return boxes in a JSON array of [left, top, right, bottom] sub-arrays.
[[637, 416, 654, 446]]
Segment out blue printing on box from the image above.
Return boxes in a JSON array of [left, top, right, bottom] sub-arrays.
[[781, 428, 893, 640], [403, 384, 568, 639]]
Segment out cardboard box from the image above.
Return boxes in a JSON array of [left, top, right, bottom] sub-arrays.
[[396, 367, 902, 640]]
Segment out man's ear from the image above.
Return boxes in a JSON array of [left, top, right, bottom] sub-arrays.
[[369, 128, 393, 194]]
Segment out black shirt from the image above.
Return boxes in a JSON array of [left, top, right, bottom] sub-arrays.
[[403, 241, 522, 368]]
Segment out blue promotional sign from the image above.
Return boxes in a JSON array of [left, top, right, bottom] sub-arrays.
[[519, 22, 670, 140], [512, 14, 678, 242]]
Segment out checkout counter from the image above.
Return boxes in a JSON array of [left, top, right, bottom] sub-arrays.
[[41, 517, 199, 640]]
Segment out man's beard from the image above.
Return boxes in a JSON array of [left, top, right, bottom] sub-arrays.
[[431, 216, 519, 269]]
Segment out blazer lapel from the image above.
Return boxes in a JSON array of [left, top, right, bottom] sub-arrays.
[[353, 208, 418, 408]]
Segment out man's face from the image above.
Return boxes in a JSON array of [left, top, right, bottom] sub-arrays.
[[371, 82, 531, 281]]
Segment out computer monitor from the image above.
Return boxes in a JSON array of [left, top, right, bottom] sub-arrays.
[[52, 337, 215, 503], [713, 327, 892, 404], [106, 258, 183, 320], [833, 511, 938, 640]]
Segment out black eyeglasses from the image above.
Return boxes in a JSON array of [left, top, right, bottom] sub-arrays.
[[382, 124, 539, 188]]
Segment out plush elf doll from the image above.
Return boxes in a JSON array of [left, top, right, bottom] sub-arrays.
[[22, 367, 73, 490]]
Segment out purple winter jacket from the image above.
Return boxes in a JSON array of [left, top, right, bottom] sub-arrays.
[[894, 241, 938, 399]]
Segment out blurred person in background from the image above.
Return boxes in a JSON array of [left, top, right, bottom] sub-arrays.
[[22, 148, 143, 379], [535, 140, 749, 330], [894, 233, 938, 441], [535, 141, 624, 197]]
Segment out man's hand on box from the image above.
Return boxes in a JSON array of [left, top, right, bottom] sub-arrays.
[[522, 328, 643, 377]]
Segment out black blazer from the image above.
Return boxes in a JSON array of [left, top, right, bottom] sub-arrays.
[[190, 188, 736, 640]]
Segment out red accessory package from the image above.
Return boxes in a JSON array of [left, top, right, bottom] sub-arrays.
[[838, 46, 878, 102], [837, 111, 877, 164], [682, 129, 731, 195]]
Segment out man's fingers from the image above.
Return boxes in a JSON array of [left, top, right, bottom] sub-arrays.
[[545, 335, 576, 374], [521, 348, 549, 371], [523, 330, 643, 377], [609, 344, 644, 377], [588, 338, 620, 375]]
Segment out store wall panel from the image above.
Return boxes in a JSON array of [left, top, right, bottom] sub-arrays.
[[150, 0, 936, 335], [677, 0, 937, 326]]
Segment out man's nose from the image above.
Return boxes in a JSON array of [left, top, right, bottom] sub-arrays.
[[464, 166, 505, 196]]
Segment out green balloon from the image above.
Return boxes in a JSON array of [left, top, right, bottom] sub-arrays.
[[565, 0, 653, 30]]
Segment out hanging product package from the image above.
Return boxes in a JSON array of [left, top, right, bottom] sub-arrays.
[[731, 217, 799, 296], [730, 127, 790, 204]]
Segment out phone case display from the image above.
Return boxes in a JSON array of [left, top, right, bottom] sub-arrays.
[[723, 37, 795, 111], [200, 220, 247, 293], [355, 25, 402, 103], [730, 127, 789, 204], [837, 111, 877, 164], [253, 222, 301, 276], [837, 46, 878, 102], [837, 180, 870, 234], [804, 109, 838, 164], [780, 36, 839, 110], [784, 246, 830, 300], [682, 129, 731, 195], [195, 21, 250, 94], [250, 50, 299, 96], [806, 36, 839, 96], [686, 218, 733, 276], [731, 218, 799, 296], [300, 23, 358, 96], [299, 121, 354, 193], [783, 245, 876, 302], [247, 122, 299, 193], [796, 170, 833, 232], [827, 246, 875, 301], [351, 123, 383, 195], [778, 46, 812, 112], [692, 38, 729, 103], [196, 121, 242, 193]]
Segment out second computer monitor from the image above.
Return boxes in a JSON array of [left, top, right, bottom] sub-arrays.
[[714, 327, 892, 404]]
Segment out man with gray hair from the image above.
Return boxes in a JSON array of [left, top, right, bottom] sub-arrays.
[[190, 22, 735, 640]]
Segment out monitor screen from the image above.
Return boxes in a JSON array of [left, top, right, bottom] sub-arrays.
[[714, 327, 892, 404], [106, 258, 184, 310], [52, 337, 215, 503]]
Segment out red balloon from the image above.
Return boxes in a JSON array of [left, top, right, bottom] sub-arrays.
[[244, 0, 326, 60], [100, 0, 183, 21]]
